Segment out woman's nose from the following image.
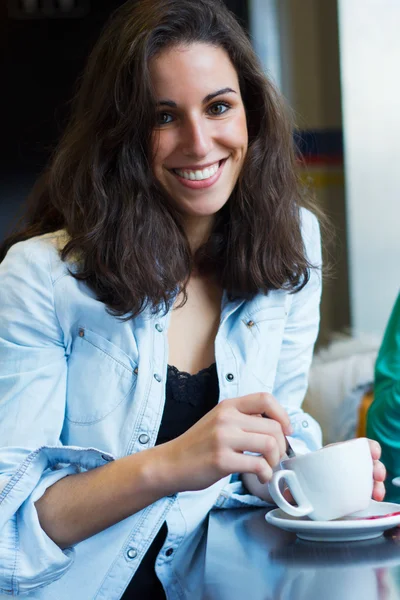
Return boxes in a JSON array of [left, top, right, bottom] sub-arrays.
[[181, 117, 213, 158]]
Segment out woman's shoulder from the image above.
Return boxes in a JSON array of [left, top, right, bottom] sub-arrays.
[[299, 206, 319, 238], [1, 230, 71, 284], [10, 229, 69, 254]]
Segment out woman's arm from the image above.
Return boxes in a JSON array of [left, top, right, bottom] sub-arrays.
[[35, 445, 174, 548], [36, 390, 292, 547], [220, 209, 323, 505], [269, 208, 323, 452], [239, 211, 385, 503]]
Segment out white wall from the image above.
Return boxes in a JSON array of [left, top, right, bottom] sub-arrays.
[[338, 0, 400, 336]]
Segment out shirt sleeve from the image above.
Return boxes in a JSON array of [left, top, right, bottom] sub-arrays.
[[0, 239, 114, 595], [215, 209, 323, 509], [367, 292, 400, 502], [272, 208, 323, 454]]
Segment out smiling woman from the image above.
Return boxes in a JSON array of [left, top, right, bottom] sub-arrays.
[[0, 0, 385, 599], [0, 0, 315, 315]]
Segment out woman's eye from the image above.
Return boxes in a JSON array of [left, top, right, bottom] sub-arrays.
[[208, 102, 230, 116], [156, 112, 173, 125]]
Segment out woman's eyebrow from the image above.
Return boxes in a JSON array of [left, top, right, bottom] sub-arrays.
[[203, 87, 237, 103], [156, 87, 237, 108], [157, 99, 177, 108]]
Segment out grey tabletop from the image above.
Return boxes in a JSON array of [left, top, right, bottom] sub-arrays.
[[175, 508, 400, 600]]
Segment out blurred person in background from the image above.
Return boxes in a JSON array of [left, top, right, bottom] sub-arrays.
[[367, 292, 400, 501]]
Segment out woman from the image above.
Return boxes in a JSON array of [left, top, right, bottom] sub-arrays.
[[0, 0, 385, 598], [367, 291, 400, 502]]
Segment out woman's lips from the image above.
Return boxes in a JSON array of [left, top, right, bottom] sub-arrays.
[[169, 158, 227, 189]]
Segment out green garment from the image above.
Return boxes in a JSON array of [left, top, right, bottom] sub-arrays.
[[367, 292, 400, 502]]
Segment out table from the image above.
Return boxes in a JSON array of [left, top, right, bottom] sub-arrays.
[[175, 508, 400, 600]]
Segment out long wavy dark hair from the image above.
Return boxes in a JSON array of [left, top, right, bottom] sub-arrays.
[[1, 0, 321, 318]]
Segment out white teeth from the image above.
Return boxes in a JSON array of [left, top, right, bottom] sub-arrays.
[[175, 162, 219, 181]]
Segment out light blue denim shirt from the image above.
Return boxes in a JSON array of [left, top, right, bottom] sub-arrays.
[[0, 208, 322, 598]]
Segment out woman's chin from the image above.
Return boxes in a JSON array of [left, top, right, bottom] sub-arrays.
[[173, 197, 228, 220]]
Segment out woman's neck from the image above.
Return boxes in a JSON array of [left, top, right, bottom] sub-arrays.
[[182, 215, 215, 254]]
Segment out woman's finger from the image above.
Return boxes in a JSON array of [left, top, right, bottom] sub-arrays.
[[231, 452, 275, 483], [238, 413, 287, 456], [233, 431, 281, 468], [372, 480, 386, 502], [236, 392, 292, 436], [373, 459, 386, 482], [367, 438, 382, 461]]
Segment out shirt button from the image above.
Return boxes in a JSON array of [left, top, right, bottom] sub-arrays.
[[225, 373, 234, 382], [247, 320, 255, 328], [78, 328, 85, 337], [165, 548, 174, 557], [154, 373, 162, 383], [155, 323, 163, 332], [134, 367, 138, 375], [138, 433, 150, 445], [302, 420, 309, 428], [127, 548, 137, 559]]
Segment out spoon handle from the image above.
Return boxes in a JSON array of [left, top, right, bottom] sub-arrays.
[[262, 413, 296, 458], [285, 439, 296, 458]]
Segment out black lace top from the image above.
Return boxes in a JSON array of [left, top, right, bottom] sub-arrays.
[[121, 362, 219, 599]]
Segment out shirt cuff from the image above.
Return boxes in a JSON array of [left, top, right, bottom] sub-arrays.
[[0, 445, 114, 595], [213, 479, 271, 509]]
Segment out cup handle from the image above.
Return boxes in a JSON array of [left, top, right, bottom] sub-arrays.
[[268, 470, 314, 517]]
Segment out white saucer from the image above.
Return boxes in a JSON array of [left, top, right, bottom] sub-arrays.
[[265, 500, 400, 542]]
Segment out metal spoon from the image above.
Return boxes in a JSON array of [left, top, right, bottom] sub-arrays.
[[262, 413, 296, 458]]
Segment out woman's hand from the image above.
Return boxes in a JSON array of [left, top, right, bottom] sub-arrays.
[[157, 392, 292, 494], [369, 438, 386, 501]]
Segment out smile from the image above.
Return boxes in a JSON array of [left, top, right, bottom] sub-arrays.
[[173, 161, 219, 181], [169, 159, 227, 189]]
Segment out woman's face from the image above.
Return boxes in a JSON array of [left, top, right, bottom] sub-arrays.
[[150, 43, 248, 222]]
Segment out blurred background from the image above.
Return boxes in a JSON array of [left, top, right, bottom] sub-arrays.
[[3, 0, 400, 345]]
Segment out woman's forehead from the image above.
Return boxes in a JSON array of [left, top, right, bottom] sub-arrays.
[[149, 43, 240, 101]]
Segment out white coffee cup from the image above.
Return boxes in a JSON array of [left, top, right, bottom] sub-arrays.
[[268, 438, 373, 521]]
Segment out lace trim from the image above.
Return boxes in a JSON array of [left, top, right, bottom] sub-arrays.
[[166, 362, 218, 407], [167, 363, 216, 378]]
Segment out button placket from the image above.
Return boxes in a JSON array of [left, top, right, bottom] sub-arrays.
[[126, 313, 168, 457]]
